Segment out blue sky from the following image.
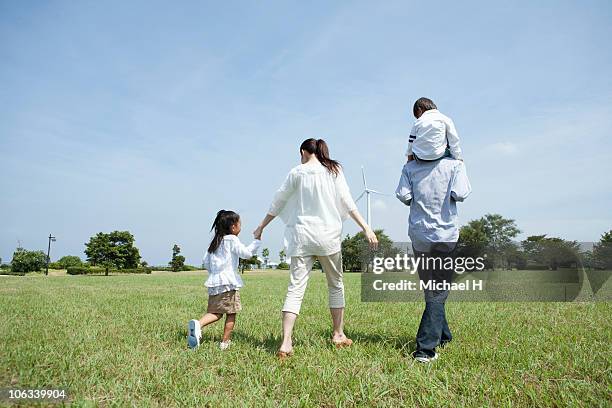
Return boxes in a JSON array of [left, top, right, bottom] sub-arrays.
[[1, 0, 611, 265]]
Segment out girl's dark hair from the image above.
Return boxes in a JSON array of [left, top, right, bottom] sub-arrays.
[[300, 138, 341, 176], [208, 210, 240, 253], [413, 97, 437, 116]]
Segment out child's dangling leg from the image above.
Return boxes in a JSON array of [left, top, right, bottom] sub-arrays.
[[187, 313, 222, 350], [220, 314, 236, 350], [200, 313, 222, 327]]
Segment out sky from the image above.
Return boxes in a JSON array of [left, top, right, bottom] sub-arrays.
[[1, 0, 611, 265]]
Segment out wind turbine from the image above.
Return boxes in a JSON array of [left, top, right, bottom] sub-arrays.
[[355, 166, 387, 227]]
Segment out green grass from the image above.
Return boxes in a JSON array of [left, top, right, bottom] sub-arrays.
[[1, 271, 610, 407]]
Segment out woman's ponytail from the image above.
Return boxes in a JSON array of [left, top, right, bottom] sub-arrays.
[[300, 138, 341, 176]]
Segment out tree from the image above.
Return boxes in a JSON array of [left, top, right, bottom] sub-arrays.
[[262, 248, 270, 268], [341, 229, 397, 272], [481, 214, 521, 268], [279, 249, 286, 263], [503, 242, 527, 270], [169, 244, 186, 272], [84, 231, 141, 276], [481, 214, 521, 247], [580, 250, 594, 269], [57, 255, 82, 270], [457, 219, 489, 262], [592, 230, 612, 270], [11, 248, 47, 273], [521, 235, 580, 270], [458, 214, 520, 269], [239, 255, 261, 273], [341, 234, 361, 272]]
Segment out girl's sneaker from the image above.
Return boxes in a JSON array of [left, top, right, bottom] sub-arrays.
[[219, 340, 232, 350], [187, 320, 201, 349]]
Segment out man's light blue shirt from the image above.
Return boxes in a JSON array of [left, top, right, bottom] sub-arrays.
[[395, 158, 472, 252]]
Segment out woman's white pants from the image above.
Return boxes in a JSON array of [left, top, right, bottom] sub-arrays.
[[282, 251, 345, 314]]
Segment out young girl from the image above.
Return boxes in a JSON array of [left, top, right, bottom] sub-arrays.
[[187, 210, 261, 350]]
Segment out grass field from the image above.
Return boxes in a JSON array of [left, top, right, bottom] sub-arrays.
[[1, 270, 611, 407]]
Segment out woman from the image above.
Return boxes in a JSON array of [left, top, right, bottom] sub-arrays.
[[253, 138, 378, 358]]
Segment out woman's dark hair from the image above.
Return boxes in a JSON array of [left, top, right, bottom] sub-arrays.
[[300, 138, 341, 176], [413, 97, 437, 116], [208, 210, 240, 253]]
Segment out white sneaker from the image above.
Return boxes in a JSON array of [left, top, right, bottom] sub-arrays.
[[219, 340, 232, 350], [413, 352, 438, 363], [187, 320, 201, 349]]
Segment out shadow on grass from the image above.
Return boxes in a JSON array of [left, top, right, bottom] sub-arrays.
[[174, 327, 281, 355], [174, 326, 416, 356], [329, 330, 417, 356], [231, 331, 281, 355]]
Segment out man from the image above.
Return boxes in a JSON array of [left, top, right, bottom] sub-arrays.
[[395, 155, 472, 363]]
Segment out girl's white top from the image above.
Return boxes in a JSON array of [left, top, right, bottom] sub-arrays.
[[268, 161, 357, 257], [203, 235, 261, 288]]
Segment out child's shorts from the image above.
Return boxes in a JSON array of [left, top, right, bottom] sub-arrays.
[[207, 290, 242, 314]]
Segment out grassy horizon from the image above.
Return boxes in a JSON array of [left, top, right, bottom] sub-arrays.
[[1, 271, 610, 406]]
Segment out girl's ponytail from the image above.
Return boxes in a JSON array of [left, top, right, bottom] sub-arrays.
[[300, 138, 341, 176], [208, 210, 240, 253]]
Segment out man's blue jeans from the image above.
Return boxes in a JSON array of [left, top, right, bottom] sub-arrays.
[[413, 246, 454, 358], [415, 288, 452, 357]]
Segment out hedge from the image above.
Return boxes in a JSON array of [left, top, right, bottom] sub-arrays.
[[67, 267, 151, 275], [150, 265, 200, 272], [525, 264, 553, 271], [0, 269, 25, 276]]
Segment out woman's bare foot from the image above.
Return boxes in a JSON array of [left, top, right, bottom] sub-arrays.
[[332, 334, 353, 348], [278, 343, 293, 354], [277, 350, 294, 360]]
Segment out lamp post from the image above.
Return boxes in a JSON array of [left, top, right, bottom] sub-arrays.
[[46, 234, 56, 276]]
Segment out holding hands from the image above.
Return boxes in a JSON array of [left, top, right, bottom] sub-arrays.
[[253, 214, 275, 241], [253, 225, 263, 240]]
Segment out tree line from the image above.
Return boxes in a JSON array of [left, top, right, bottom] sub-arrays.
[[1, 231, 195, 275], [2, 216, 610, 275], [339, 214, 611, 272]]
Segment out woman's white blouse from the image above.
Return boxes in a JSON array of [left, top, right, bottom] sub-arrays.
[[203, 235, 261, 288], [268, 162, 357, 257]]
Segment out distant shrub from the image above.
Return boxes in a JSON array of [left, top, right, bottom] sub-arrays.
[[11, 249, 47, 273], [151, 265, 198, 271], [67, 266, 95, 275], [117, 268, 151, 274], [57, 255, 83, 269], [277, 262, 290, 270], [527, 264, 552, 271], [67, 266, 151, 275], [47, 262, 61, 270], [150, 266, 173, 271], [0, 268, 25, 276]]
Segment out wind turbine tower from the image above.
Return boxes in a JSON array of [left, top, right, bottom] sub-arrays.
[[355, 166, 386, 227]]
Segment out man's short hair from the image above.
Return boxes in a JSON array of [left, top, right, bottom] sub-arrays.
[[413, 97, 437, 116]]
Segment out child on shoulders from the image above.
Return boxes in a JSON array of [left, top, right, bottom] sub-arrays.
[[406, 97, 463, 162]]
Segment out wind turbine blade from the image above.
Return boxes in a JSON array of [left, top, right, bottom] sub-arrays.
[[368, 189, 390, 196], [355, 191, 366, 202], [361, 166, 367, 189]]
